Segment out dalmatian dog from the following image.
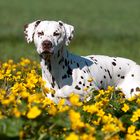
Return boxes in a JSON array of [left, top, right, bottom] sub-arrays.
[[24, 20, 140, 103]]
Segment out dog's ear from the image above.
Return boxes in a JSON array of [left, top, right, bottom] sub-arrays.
[[24, 20, 41, 43], [58, 21, 74, 46]]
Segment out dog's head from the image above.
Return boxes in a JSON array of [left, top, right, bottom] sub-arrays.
[[24, 20, 74, 59]]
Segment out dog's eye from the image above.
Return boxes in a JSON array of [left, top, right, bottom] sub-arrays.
[[53, 31, 60, 36], [38, 31, 44, 36]]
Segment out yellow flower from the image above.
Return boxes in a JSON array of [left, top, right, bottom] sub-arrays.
[[88, 78, 93, 82], [92, 118, 101, 125], [27, 106, 42, 119], [131, 109, 140, 122], [102, 123, 119, 133], [69, 109, 84, 130], [0, 72, 4, 80], [20, 91, 30, 98], [136, 130, 140, 137], [121, 103, 130, 112], [85, 123, 96, 134], [106, 86, 114, 93], [69, 94, 82, 106], [136, 98, 140, 105], [19, 130, 24, 140], [12, 108, 21, 118], [83, 87, 88, 91], [127, 125, 136, 134], [83, 104, 98, 114], [97, 109, 105, 117], [1, 99, 11, 105], [102, 114, 114, 124], [108, 135, 120, 140], [42, 97, 54, 108], [48, 104, 57, 115], [80, 134, 95, 140], [28, 93, 43, 104], [126, 134, 138, 140], [20, 58, 31, 66], [66, 133, 79, 140]]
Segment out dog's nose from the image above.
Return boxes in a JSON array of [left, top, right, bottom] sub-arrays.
[[42, 40, 52, 51]]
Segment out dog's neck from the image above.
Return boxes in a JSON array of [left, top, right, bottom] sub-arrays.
[[40, 46, 71, 89]]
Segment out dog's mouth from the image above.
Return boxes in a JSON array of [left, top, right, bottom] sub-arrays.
[[39, 50, 54, 60]]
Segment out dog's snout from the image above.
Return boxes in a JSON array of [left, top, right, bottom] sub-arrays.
[[42, 40, 52, 50]]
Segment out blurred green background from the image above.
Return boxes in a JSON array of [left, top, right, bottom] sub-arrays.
[[1, 0, 140, 63]]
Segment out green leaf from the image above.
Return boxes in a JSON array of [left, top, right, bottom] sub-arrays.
[[0, 118, 24, 137]]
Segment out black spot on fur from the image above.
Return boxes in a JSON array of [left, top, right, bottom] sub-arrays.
[[62, 74, 67, 79], [100, 66, 103, 69], [130, 88, 134, 93], [77, 63, 79, 67], [51, 76, 55, 88], [65, 59, 68, 66], [81, 76, 84, 79], [59, 21, 63, 26], [51, 94, 55, 97], [83, 84, 85, 86], [121, 76, 125, 79], [112, 62, 116, 66], [58, 57, 64, 64], [67, 65, 72, 75], [107, 70, 112, 79], [95, 62, 98, 65], [48, 62, 51, 72], [119, 67, 121, 70], [118, 74, 120, 77], [100, 81, 103, 84], [24, 24, 28, 31], [131, 74, 134, 77], [87, 69, 90, 73], [104, 75, 106, 79], [79, 81, 82, 84], [35, 20, 41, 27], [75, 85, 81, 90], [83, 70, 86, 73], [113, 59, 116, 61], [57, 50, 60, 58], [94, 59, 98, 62]]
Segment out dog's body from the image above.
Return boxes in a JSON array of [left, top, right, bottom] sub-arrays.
[[24, 20, 140, 103]]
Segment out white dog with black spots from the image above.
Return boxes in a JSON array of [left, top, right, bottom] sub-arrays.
[[24, 20, 140, 103]]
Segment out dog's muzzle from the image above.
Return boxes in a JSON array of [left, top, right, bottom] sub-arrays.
[[42, 40, 53, 53], [40, 40, 54, 60]]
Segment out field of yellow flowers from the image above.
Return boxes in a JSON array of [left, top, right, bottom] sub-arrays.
[[0, 58, 140, 140]]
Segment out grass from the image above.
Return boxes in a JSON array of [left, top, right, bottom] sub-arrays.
[[1, 0, 140, 62]]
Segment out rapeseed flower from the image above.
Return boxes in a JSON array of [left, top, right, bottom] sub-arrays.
[[27, 106, 42, 119], [69, 109, 84, 130], [127, 125, 136, 134], [66, 133, 79, 140], [121, 103, 130, 112], [131, 109, 140, 122], [69, 94, 83, 106]]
